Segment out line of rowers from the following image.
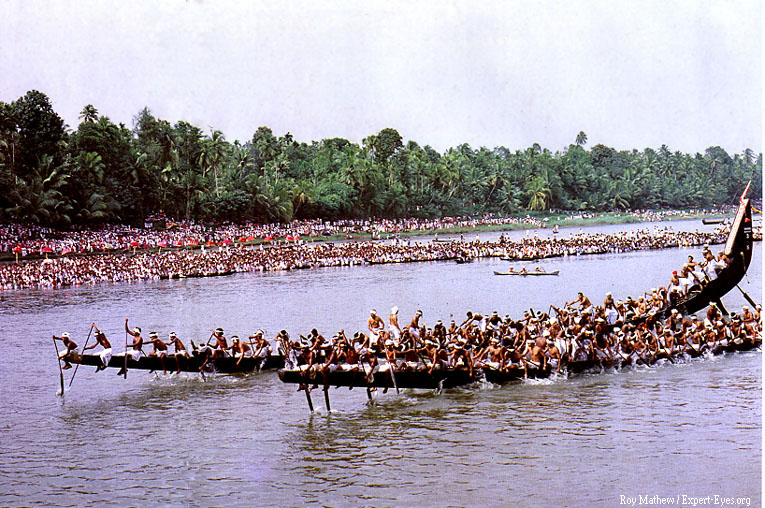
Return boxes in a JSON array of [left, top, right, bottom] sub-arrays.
[[285, 296, 762, 392], [53, 294, 762, 388], [54, 319, 274, 376]]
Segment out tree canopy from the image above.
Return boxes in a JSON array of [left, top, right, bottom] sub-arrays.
[[0, 90, 761, 227]]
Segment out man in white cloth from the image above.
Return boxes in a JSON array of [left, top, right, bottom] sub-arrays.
[[83, 323, 112, 371], [368, 310, 385, 340], [389, 306, 402, 344]]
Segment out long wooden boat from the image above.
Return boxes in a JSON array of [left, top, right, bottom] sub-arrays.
[[493, 270, 559, 276], [64, 351, 284, 374], [278, 336, 760, 390], [657, 197, 753, 319], [701, 218, 725, 225]]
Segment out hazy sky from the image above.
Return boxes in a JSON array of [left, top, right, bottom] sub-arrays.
[[1, 0, 762, 154]]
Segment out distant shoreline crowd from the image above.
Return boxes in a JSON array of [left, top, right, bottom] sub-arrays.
[[0, 207, 733, 259], [2, 220, 753, 290]]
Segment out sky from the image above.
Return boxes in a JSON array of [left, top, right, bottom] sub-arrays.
[[1, 0, 762, 155]]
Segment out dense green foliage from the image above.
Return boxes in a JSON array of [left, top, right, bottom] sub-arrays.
[[1, 91, 761, 227]]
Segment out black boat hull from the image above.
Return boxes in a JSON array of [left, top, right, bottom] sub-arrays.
[[279, 339, 760, 389], [65, 352, 284, 374]]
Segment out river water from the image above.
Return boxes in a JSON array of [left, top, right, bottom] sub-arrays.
[[0, 220, 760, 508]]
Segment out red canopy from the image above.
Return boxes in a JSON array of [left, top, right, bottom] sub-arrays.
[[175, 241, 184, 247], [42, 247, 53, 253], [222, 239, 232, 244], [264, 236, 273, 242], [12, 246, 23, 253], [206, 240, 216, 246], [246, 236, 256, 241], [130, 241, 140, 247], [238, 236, 247, 243]]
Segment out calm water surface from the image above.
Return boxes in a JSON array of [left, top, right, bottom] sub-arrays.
[[0, 220, 760, 508]]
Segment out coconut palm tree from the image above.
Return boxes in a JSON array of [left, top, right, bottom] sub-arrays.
[[78, 104, 99, 123], [199, 130, 227, 197], [575, 131, 588, 146]]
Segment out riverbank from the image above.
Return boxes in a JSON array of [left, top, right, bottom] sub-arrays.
[[0, 209, 735, 262]]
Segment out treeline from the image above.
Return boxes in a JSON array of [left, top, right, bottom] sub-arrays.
[[0, 90, 761, 227]]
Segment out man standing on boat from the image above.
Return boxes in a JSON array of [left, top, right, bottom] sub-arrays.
[[83, 323, 112, 371], [119, 319, 144, 376], [368, 310, 385, 340], [53, 332, 78, 370], [167, 332, 189, 374], [389, 306, 402, 344]]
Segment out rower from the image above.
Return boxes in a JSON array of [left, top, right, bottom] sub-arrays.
[[368, 309, 385, 340], [210, 328, 229, 357], [119, 319, 144, 376], [275, 330, 297, 369], [53, 332, 78, 369], [230, 336, 252, 367], [476, 337, 506, 372], [449, 339, 473, 377], [408, 310, 423, 343], [146, 331, 170, 375], [249, 331, 271, 369], [567, 292, 593, 314], [166, 332, 189, 374], [704, 302, 721, 328], [83, 323, 112, 371], [547, 340, 562, 374], [320, 334, 346, 392], [389, 306, 402, 344]]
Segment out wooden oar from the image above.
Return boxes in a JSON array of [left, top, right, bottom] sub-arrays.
[[122, 328, 129, 379], [323, 388, 331, 412], [52, 336, 65, 396], [387, 360, 400, 394], [304, 385, 314, 412], [736, 284, 758, 308], [68, 323, 94, 388]]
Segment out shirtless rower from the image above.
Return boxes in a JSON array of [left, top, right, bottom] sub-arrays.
[[146, 331, 170, 375], [209, 328, 229, 358], [408, 310, 423, 344], [321, 334, 347, 391], [567, 292, 593, 314], [118, 319, 144, 376], [523, 337, 547, 377], [249, 331, 271, 369], [547, 340, 562, 374], [475, 337, 506, 372], [449, 339, 473, 377], [229, 336, 252, 367], [368, 310, 385, 340], [53, 332, 78, 369], [166, 332, 189, 374], [83, 323, 112, 371]]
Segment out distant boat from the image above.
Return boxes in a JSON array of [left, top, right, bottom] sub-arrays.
[[493, 270, 559, 276], [702, 218, 725, 225], [455, 256, 473, 264]]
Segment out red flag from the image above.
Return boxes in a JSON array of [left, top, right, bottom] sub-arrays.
[[740, 181, 751, 204]]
